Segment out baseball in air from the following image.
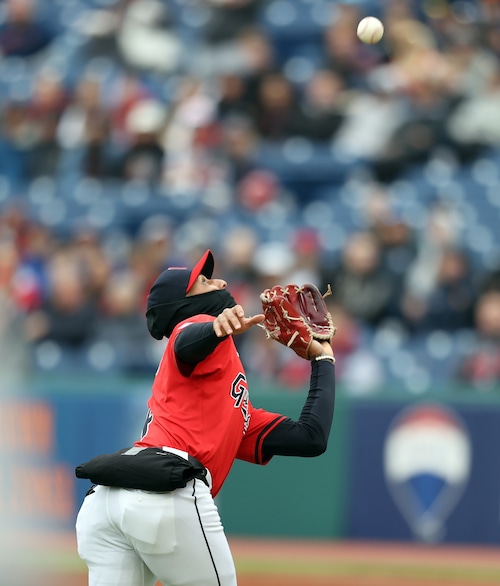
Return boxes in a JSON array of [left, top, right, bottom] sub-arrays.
[[357, 16, 384, 44]]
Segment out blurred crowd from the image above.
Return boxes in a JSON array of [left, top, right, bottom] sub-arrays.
[[1, 0, 500, 394]]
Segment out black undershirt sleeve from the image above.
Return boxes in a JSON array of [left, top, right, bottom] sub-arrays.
[[262, 361, 335, 459], [174, 321, 225, 375]]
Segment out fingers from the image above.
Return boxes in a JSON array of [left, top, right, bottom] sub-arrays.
[[308, 339, 334, 359], [320, 340, 333, 351], [213, 307, 265, 337], [213, 305, 245, 337], [246, 313, 265, 327]]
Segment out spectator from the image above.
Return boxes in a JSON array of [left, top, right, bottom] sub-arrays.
[[13, 216, 54, 307], [0, 234, 31, 382], [371, 68, 460, 182], [70, 226, 111, 300], [0, 0, 56, 58], [288, 69, 347, 142], [326, 300, 362, 375], [162, 77, 221, 192], [201, 0, 264, 46], [420, 247, 477, 332], [331, 86, 406, 162], [215, 73, 255, 121], [236, 169, 280, 212], [218, 223, 260, 307], [116, 0, 182, 75], [95, 270, 155, 374], [329, 231, 400, 327], [458, 290, 500, 390], [1, 69, 68, 181], [24, 249, 99, 350], [478, 258, 500, 295], [57, 74, 114, 179], [108, 73, 152, 142], [401, 201, 463, 332], [130, 215, 173, 304], [25, 70, 69, 178], [253, 71, 300, 140], [118, 98, 167, 183], [287, 227, 324, 286], [219, 115, 259, 185], [363, 186, 418, 281], [0, 101, 35, 188], [447, 68, 500, 153], [484, 22, 500, 60]]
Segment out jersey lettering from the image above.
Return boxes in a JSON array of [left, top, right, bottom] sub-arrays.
[[231, 373, 246, 407], [231, 373, 250, 433]]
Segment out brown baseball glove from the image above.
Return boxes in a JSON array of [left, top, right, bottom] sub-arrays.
[[259, 283, 336, 359]]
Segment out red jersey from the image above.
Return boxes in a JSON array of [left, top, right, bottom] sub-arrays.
[[135, 315, 286, 496]]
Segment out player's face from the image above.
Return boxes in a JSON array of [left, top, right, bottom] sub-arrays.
[[187, 274, 228, 297]]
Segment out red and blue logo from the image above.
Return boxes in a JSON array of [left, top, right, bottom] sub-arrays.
[[383, 404, 471, 542]]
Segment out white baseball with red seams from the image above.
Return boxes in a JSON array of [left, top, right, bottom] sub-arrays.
[[357, 16, 384, 44]]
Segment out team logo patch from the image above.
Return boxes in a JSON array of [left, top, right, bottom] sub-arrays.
[[383, 403, 471, 542]]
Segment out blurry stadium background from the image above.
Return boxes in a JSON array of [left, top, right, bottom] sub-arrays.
[[1, 0, 500, 579]]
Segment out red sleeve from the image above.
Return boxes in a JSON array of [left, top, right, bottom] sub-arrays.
[[236, 407, 286, 465]]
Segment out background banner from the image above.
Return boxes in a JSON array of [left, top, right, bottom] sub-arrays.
[[346, 399, 500, 544]]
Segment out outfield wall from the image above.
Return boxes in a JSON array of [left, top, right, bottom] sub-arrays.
[[2, 377, 500, 545]]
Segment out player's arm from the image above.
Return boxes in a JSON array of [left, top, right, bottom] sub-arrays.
[[261, 344, 336, 459], [174, 306, 264, 374], [174, 322, 224, 374]]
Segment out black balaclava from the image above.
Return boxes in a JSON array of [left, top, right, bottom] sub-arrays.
[[147, 289, 237, 339], [146, 249, 237, 339]]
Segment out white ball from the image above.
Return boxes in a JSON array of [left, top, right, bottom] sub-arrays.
[[357, 16, 384, 44]]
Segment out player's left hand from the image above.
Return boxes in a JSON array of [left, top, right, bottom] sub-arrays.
[[213, 305, 265, 337]]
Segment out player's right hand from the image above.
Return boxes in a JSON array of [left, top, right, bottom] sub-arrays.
[[213, 305, 265, 337]]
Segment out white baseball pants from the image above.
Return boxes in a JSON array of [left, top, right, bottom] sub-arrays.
[[75, 479, 237, 586]]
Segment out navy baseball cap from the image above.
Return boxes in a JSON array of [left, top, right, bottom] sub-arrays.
[[147, 249, 214, 309]]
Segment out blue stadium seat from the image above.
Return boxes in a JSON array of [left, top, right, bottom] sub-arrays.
[[255, 139, 359, 201], [259, 0, 327, 64]]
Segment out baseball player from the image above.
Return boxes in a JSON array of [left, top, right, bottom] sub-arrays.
[[76, 249, 336, 586]]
